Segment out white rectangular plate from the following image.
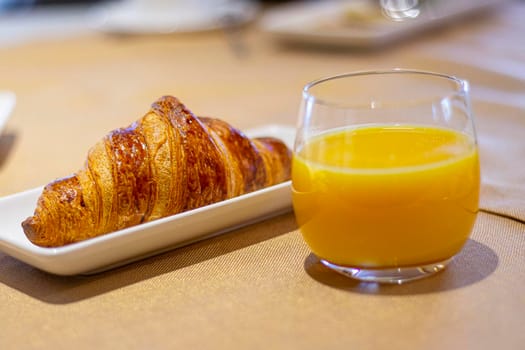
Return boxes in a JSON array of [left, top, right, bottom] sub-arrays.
[[0, 125, 296, 276]]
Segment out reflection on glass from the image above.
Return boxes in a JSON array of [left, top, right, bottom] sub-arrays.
[[380, 0, 421, 20]]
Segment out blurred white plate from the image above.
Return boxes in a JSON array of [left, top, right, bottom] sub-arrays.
[[92, 0, 259, 34], [259, 0, 507, 48], [0, 124, 296, 276], [0, 91, 16, 133]]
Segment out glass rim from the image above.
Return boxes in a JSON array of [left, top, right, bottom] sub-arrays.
[[302, 68, 470, 106]]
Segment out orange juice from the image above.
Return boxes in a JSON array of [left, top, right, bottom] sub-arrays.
[[292, 125, 479, 268]]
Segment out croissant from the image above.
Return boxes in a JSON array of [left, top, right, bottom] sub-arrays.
[[22, 96, 291, 247]]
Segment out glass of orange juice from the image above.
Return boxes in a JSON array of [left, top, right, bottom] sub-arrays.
[[292, 69, 480, 284]]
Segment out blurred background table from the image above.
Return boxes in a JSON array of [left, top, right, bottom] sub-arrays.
[[0, 1, 524, 349]]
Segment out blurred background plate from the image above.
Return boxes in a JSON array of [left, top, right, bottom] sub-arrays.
[[91, 0, 260, 34], [259, 0, 508, 48], [0, 91, 16, 134]]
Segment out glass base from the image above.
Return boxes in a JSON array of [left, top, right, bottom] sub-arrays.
[[320, 258, 452, 284]]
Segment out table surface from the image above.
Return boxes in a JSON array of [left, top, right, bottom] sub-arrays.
[[0, 2, 524, 349]]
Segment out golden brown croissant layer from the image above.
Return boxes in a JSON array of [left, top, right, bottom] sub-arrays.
[[22, 96, 291, 247]]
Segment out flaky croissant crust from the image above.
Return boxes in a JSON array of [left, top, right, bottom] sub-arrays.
[[22, 96, 291, 247]]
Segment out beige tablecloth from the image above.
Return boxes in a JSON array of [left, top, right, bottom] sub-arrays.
[[0, 2, 524, 349]]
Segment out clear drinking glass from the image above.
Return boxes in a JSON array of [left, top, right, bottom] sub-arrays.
[[292, 69, 480, 284]]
